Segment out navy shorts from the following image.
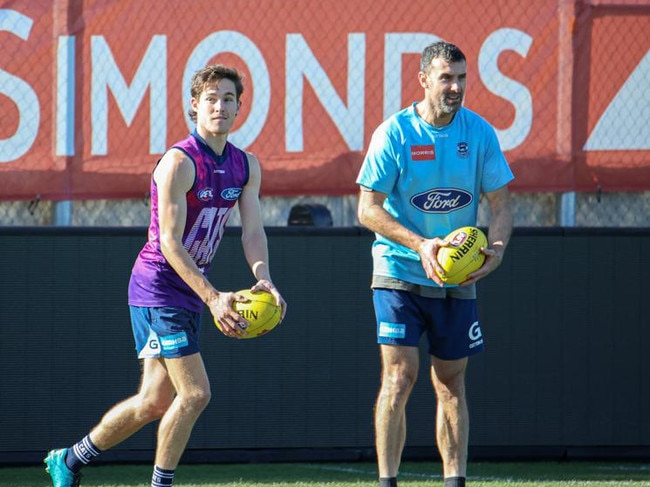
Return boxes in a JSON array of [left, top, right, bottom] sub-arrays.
[[372, 288, 484, 360], [130, 306, 201, 359]]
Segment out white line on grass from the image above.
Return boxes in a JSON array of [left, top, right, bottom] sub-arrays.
[[302, 463, 514, 482], [595, 465, 650, 472]]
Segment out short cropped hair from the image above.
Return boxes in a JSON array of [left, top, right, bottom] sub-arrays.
[[420, 41, 466, 72]]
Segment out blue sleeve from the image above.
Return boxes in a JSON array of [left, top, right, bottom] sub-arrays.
[[356, 123, 400, 195], [481, 125, 515, 193]]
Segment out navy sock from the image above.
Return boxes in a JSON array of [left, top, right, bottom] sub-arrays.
[[444, 476, 466, 487], [379, 477, 398, 487], [151, 465, 175, 487], [65, 435, 102, 473]]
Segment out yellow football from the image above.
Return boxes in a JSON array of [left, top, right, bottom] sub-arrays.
[[435, 226, 488, 285], [231, 289, 282, 339]]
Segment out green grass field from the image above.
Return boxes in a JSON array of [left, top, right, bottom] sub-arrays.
[[2, 460, 649, 487]]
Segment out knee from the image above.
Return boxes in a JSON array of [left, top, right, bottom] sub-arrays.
[[195, 388, 212, 411], [179, 387, 212, 416], [434, 374, 466, 404], [381, 368, 417, 402], [140, 395, 174, 422]]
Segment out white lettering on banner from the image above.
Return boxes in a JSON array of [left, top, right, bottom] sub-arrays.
[[0, 9, 39, 163], [479, 28, 533, 151], [286, 33, 366, 152], [182, 30, 270, 149], [56, 35, 75, 156], [91, 35, 167, 155], [584, 48, 650, 151], [383, 33, 441, 120], [2, 11, 648, 165]]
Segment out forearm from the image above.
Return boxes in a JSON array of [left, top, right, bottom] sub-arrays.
[[359, 202, 425, 252], [487, 194, 513, 257], [162, 239, 219, 305], [242, 230, 272, 282]]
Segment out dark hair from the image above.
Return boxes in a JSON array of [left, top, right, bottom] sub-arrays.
[[188, 64, 245, 123], [420, 41, 466, 72]]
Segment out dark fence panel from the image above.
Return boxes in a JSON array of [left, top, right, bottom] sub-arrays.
[[0, 227, 648, 464]]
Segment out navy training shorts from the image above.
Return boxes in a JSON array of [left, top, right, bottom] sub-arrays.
[[130, 306, 201, 359], [373, 288, 484, 360]]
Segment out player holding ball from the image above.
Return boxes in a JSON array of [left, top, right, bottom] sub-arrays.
[[356, 41, 513, 487], [45, 64, 286, 487]]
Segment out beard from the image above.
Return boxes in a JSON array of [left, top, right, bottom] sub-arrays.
[[439, 94, 463, 114]]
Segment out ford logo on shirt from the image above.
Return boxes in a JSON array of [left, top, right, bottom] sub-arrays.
[[410, 188, 473, 213], [221, 187, 242, 200]]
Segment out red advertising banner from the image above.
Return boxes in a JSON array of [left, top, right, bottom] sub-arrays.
[[0, 0, 648, 200]]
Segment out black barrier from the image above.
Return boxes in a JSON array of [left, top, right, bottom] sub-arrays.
[[0, 227, 649, 464]]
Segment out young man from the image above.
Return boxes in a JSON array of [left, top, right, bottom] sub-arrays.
[[356, 41, 514, 487], [45, 64, 286, 487]]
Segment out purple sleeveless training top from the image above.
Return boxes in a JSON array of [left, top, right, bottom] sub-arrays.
[[128, 131, 249, 312]]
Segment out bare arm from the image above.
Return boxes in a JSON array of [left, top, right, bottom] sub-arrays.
[[238, 153, 286, 318], [155, 149, 243, 337], [357, 187, 447, 287], [464, 185, 513, 284], [155, 149, 216, 303]]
